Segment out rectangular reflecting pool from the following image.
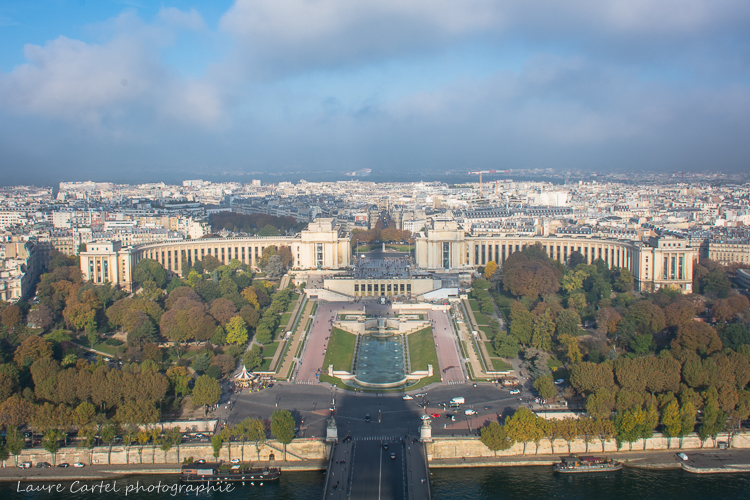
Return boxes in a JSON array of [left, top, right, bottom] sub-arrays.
[[353, 334, 406, 387]]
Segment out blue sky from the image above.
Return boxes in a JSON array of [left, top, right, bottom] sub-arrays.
[[1, 0, 750, 184]]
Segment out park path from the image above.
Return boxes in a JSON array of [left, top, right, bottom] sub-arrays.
[[268, 292, 306, 373], [454, 301, 492, 380], [275, 298, 315, 380]]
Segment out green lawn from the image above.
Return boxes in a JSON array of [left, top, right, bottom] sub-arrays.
[[262, 342, 280, 358], [483, 341, 496, 357], [91, 343, 118, 356], [491, 358, 512, 371], [279, 312, 293, 327], [384, 244, 415, 252], [473, 311, 491, 326], [469, 299, 481, 312], [407, 328, 437, 372], [257, 357, 273, 372], [547, 357, 563, 371], [478, 326, 494, 340], [321, 327, 357, 372]]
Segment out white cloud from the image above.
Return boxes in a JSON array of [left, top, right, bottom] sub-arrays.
[[0, 11, 224, 130], [158, 7, 206, 31]]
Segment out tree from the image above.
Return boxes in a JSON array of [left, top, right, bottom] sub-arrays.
[[672, 322, 722, 355], [505, 407, 541, 455], [101, 422, 119, 465], [212, 434, 224, 459], [562, 269, 588, 293], [533, 374, 557, 400], [702, 269, 731, 298], [556, 309, 581, 337], [698, 398, 725, 447], [615, 408, 645, 451], [509, 302, 533, 345], [27, 305, 55, 331], [558, 418, 579, 453], [5, 426, 25, 466], [484, 261, 498, 280], [531, 308, 555, 350], [480, 421, 512, 455], [209, 298, 238, 325], [661, 400, 682, 449], [570, 362, 615, 395], [493, 334, 520, 358], [271, 409, 295, 461], [567, 251, 586, 269], [264, 255, 285, 280], [225, 316, 249, 345], [612, 267, 634, 292], [246, 417, 267, 461], [14, 336, 53, 367], [1, 305, 22, 332], [679, 402, 697, 448], [192, 375, 221, 407], [586, 389, 616, 420], [243, 344, 263, 370], [42, 429, 64, 466], [133, 259, 167, 288]]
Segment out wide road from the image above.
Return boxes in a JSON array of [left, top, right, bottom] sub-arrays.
[[428, 309, 465, 384]]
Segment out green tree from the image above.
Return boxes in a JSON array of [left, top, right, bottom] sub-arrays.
[[586, 389, 616, 420], [702, 269, 731, 298], [698, 398, 725, 447], [679, 402, 697, 448], [612, 267, 634, 292], [661, 400, 682, 449], [531, 308, 555, 351], [243, 344, 264, 371], [615, 408, 645, 451], [191, 375, 221, 407], [480, 421, 512, 456], [133, 259, 167, 288], [505, 407, 544, 455], [271, 409, 295, 461], [509, 302, 533, 345], [225, 316, 248, 345], [100, 422, 119, 465], [555, 309, 581, 337], [211, 434, 224, 459], [5, 427, 25, 466], [533, 374, 557, 400], [246, 417, 267, 461], [42, 429, 64, 466]]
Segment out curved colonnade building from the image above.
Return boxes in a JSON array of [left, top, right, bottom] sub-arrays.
[[80, 219, 351, 291], [80, 217, 697, 295]]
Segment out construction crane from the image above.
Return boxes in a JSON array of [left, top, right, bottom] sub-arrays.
[[468, 170, 511, 197]]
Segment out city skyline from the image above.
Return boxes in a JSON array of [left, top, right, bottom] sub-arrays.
[[1, 1, 750, 184]]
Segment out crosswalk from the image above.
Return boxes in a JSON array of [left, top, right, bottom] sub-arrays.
[[294, 380, 315, 385], [353, 435, 402, 442], [445, 380, 467, 385]]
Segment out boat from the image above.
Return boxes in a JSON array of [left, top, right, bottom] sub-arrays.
[[180, 463, 281, 483], [553, 455, 622, 473]]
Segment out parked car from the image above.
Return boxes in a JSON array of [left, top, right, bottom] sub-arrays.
[[230, 458, 240, 464], [554, 379, 565, 385], [36, 462, 51, 468], [19, 462, 32, 469], [57, 463, 69, 468], [73, 463, 85, 468], [509, 389, 520, 395], [195, 459, 206, 464], [402, 395, 413, 400], [677, 453, 688, 461], [465, 409, 477, 416]]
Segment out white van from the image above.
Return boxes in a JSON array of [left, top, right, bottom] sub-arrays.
[[450, 397, 465, 405]]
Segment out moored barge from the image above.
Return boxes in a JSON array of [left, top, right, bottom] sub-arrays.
[[553, 455, 622, 473], [180, 463, 281, 483]]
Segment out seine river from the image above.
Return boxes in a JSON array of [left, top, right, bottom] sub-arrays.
[[4, 467, 750, 500]]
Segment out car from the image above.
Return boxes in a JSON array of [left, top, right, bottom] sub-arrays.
[[230, 465, 241, 470], [57, 463, 69, 468], [484, 405, 493, 410], [431, 413, 441, 418], [420, 414, 431, 420], [36, 462, 51, 468], [195, 433, 204, 439], [195, 459, 206, 464], [383, 443, 389, 450], [554, 379, 565, 385], [509, 389, 520, 395], [73, 463, 85, 468], [390, 453, 396, 460], [402, 395, 413, 400], [472, 383, 477, 387], [677, 453, 689, 461], [415, 393, 427, 398], [465, 409, 477, 416], [19, 462, 32, 469], [365, 414, 371, 422], [437, 402, 447, 407], [230, 458, 240, 464]]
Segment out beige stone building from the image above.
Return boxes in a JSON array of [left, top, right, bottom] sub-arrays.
[[80, 218, 351, 291], [708, 240, 750, 265], [414, 220, 697, 293]]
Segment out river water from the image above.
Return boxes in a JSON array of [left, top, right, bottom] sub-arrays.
[[4, 467, 749, 500]]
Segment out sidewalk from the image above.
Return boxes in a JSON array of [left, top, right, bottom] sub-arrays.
[[268, 292, 307, 374], [461, 299, 495, 373]]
